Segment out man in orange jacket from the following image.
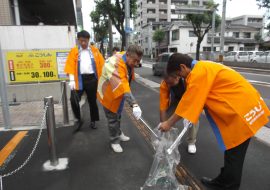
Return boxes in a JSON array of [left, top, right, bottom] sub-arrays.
[[97, 45, 143, 153], [159, 53, 270, 190], [65, 30, 104, 131]]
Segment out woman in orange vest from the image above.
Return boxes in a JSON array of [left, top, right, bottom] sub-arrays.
[[159, 53, 270, 190], [97, 45, 143, 153], [65, 30, 104, 131]]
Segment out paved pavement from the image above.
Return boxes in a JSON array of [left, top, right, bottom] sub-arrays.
[[0, 103, 154, 190]]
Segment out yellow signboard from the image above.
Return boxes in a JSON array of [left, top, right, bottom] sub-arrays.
[[6, 50, 69, 83]]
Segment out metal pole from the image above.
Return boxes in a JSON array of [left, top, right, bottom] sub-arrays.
[[0, 43, 11, 129], [44, 96, 58, 166], [219, 0, 227, 62], [108, 0, 113, 55], [125, 0, 130, 49], [211, 10, 216, 61], [13, 0, 21, 25], [61, 81, 69, 126]]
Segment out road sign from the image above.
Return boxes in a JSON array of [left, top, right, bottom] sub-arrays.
[[125, 27, 133, 34]]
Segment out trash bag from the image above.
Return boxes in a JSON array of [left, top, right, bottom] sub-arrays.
[[70, 90, 81, 120], [141, 127, 190, 190]]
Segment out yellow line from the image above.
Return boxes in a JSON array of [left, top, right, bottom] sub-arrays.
[[0, 131, 28, 166]]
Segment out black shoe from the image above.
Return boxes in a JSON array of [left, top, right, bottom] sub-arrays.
[[73, 120, 83, 133], [90, 122, 97, 129], [201, 177, 225, 190]]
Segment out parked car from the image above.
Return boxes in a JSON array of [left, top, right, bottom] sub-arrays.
[[152, 53, 173, 76], [248, 51, 264, 62], [253, 51, 270, 63], [224, 51, 250, 62], [224, 51, 237, 62]]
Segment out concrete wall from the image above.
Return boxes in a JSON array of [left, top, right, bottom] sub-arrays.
[[0, 25, 76, 102], [168, 26, 208, 54], [0, 25, 76, 50]]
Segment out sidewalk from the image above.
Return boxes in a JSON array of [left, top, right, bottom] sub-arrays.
[[0, 100, 74, 129], [1, 103, 154, 190]]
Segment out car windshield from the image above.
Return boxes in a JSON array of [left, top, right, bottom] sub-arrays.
[[161, 55, 169, 62]]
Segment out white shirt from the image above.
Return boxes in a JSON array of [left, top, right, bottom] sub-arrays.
[[80, 48, 95, 74]]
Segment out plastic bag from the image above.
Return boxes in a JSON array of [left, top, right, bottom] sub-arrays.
[[141, 127, 190, 190]]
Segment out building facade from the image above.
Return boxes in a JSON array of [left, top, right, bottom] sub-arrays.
[[134, 0, 208, 56]]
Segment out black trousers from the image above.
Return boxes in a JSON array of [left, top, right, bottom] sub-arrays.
[[215, 138, 250, 190], [70, 74, 99, 122]]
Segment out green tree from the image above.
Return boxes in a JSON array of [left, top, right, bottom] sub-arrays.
[[153, 29, 165, 56], [186, 1, 221, 60], [90, 10, 108, 55], [256, 0, 270, 34], [256, 0, 270, 8], [94, 0, 137, 50]]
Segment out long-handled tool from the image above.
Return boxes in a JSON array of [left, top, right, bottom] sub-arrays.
[[139, 117, 160, 140], [166, 122, 193, 155]]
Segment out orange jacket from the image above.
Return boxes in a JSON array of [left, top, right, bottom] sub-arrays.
[[97, 52, 134, 113], [64, 45, 104, 90], [175, 61, 270, 150], [160, 81, 170, 111]]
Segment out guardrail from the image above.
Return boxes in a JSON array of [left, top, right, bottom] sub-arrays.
[[223, 61, 270, 70]]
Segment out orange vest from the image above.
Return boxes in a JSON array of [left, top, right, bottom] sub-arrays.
[[160, 80, 170, 111], [175, 61, 270, 150], [97, 52, 134, 113], [64, 45, 104, 90]]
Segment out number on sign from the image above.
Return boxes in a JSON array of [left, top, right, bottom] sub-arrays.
[[31, 72, 39, 78], [43, 71, 54, 78]]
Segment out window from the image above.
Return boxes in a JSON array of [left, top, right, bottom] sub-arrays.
[[239, 52, 248, 56], [233, 32, 239, 38], [172, 29, 179, 41], [228, 46, 234, 51], [231, 52, 237, 56], [189, 31, 196, 37], [147, 9, 156, 14], [243, 32, 251, 39], [147, 0, 155, 4], [152, 26, 157, 31], [147, 18, 155, 23], [160, 9, 167, 14], [203, 47, 211, 52]]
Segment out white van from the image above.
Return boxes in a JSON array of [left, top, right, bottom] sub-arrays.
[[224, 51, 249, 62], [253, 51, 270, 64], [248, 51, 264, 62]]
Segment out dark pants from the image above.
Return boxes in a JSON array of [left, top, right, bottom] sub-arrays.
[[216, 138, 250, 190], [103, 107, 122, 144], [70, 74, 99, 122]]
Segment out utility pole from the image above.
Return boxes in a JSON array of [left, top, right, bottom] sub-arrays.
[[125, 0, 130, 49], [108, 0, 113, 56], [211, 9, 216, 61], [219, 0, 227, 62]]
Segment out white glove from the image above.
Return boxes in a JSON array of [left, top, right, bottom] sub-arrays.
[[69, 74, 76, 90], [133, 104, 142, 120], [183, 119, 192, 129]]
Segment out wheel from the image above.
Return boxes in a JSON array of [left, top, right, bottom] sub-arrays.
[[153, 68, 157, 76], [253, 60, 257, 64]]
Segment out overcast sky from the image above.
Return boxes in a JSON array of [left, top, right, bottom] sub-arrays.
[[81, 0, 267, 37]]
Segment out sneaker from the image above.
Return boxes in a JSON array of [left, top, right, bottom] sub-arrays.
[[188, 144, 196, 154], [119, 133, 130, 142], [111, 144, 123, 153]]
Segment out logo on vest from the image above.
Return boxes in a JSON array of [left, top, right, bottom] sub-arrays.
[[244, 101, 265, 125]]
